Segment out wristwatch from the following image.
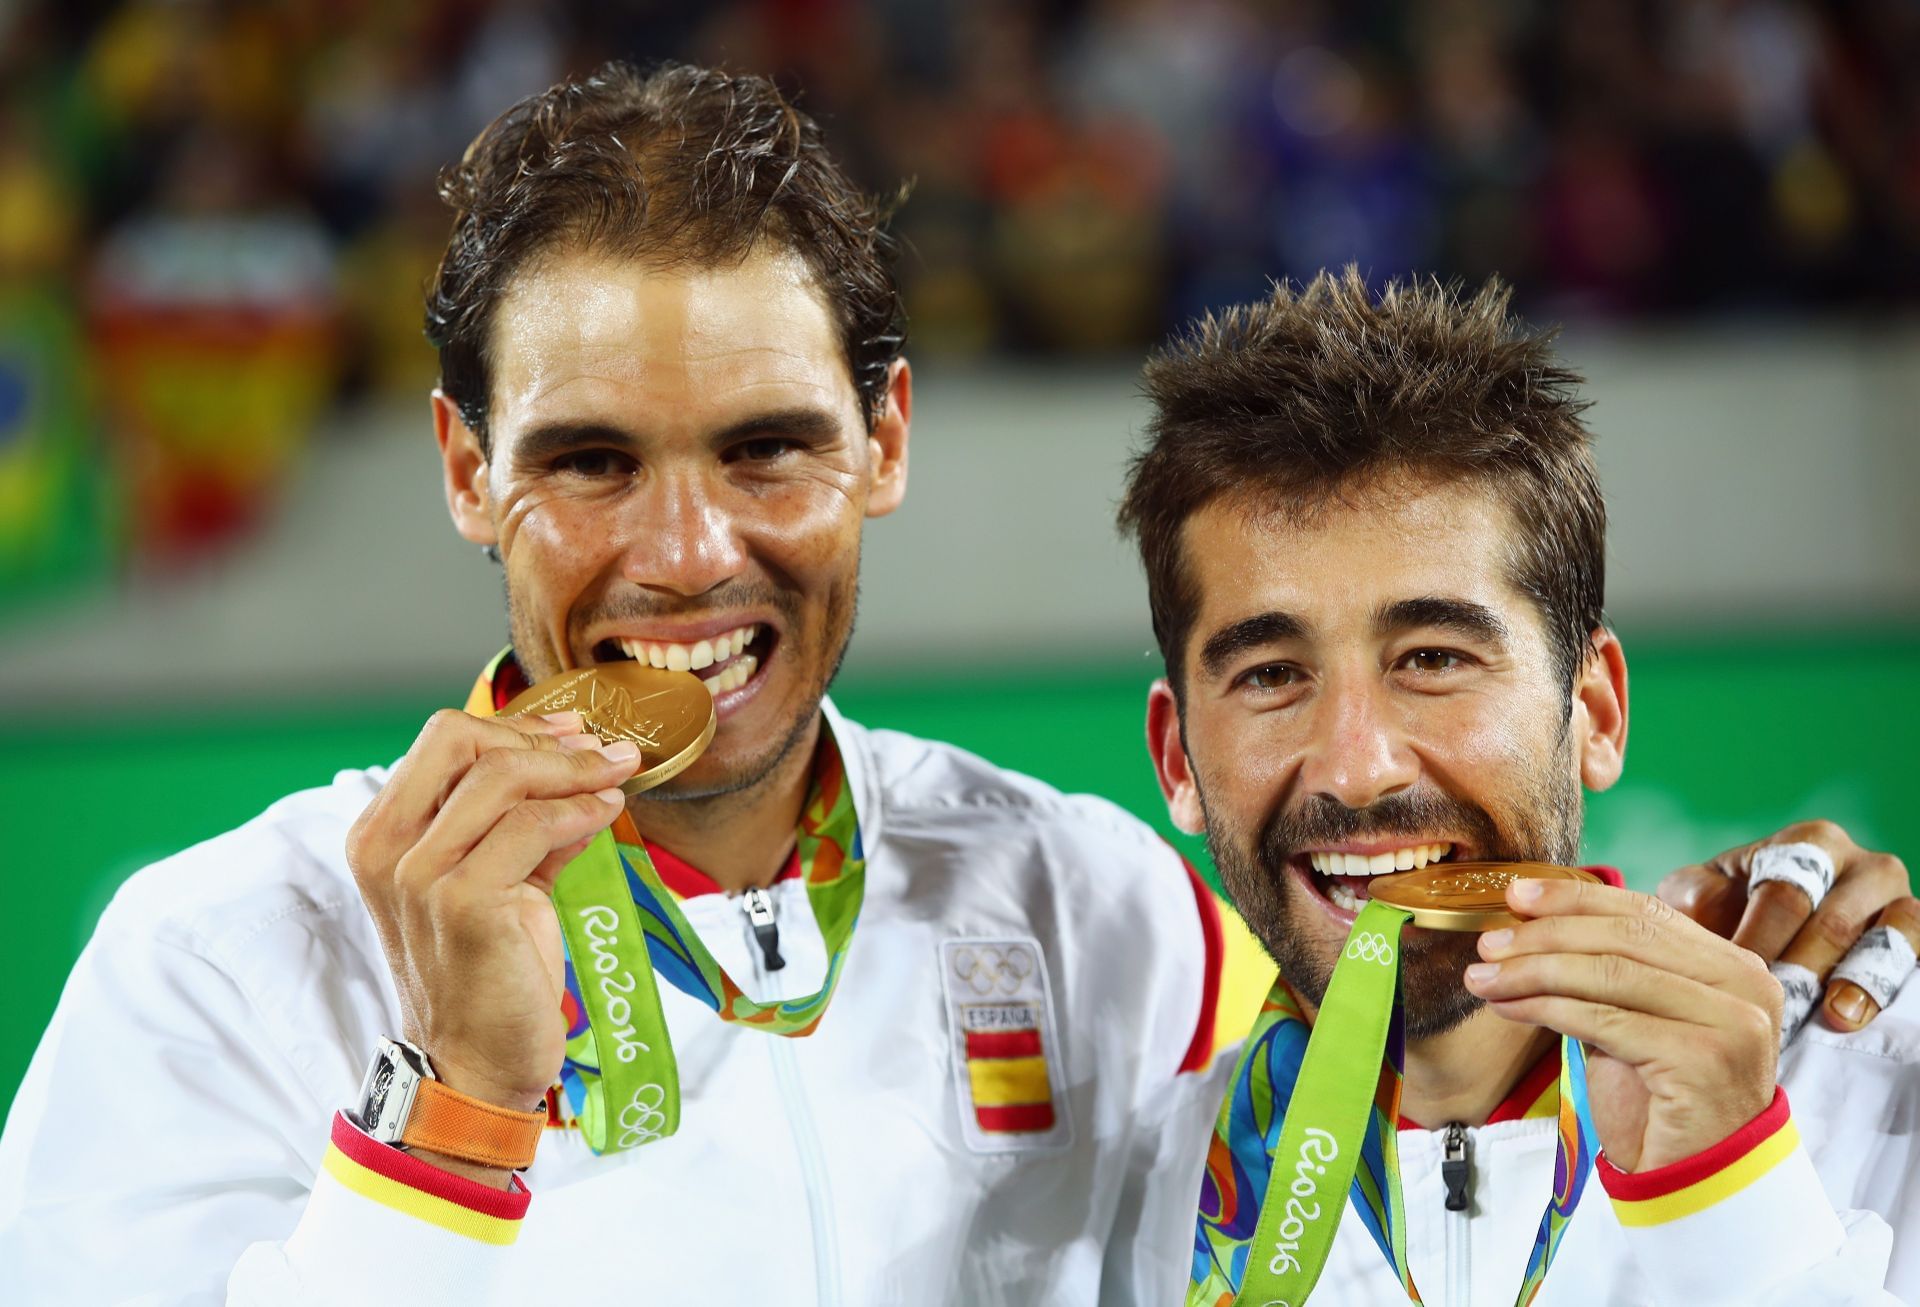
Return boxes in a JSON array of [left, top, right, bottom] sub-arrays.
[[350, 1036, 548, 1171]]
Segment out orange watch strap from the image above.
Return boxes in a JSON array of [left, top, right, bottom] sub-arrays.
[[399, 1077, 548, 1170]]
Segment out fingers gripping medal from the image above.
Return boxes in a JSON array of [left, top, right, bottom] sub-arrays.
[[1226, 864, 1603, 1307], [504, 664, 715, 1152], [504, 663, 716, 795]]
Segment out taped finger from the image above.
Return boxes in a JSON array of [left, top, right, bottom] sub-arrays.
[[1822, 900, 1920, 1032], [1770, 961, 1822, 1048], [1748, 842, 1836, 912]]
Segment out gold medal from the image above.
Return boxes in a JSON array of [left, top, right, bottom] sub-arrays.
[[502, 663, 716, 795], [1366, 861, 1600, 931]]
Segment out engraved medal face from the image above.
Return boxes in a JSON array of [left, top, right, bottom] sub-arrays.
[[1366, 861, 1600, 931], [502, 663, 717, 794]]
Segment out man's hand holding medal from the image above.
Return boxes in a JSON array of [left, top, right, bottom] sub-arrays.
[[1461, 872, 1783, 1173]]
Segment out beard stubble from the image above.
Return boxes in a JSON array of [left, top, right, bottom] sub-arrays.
[[1204, 745, 1582, 1040]]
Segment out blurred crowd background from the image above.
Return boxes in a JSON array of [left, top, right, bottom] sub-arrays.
[[4, 0, 1920, 576], [2, 0, 1917, 1107]]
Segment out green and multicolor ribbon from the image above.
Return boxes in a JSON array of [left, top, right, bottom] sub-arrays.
[[468, 649, 866, 1155], [552, 725, 866, 1154], [1189, 899, 1598, 1306]]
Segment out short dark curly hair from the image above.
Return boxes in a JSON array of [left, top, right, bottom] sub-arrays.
[[426, 60, 906, 449], [1118, 268, 1606, 700]]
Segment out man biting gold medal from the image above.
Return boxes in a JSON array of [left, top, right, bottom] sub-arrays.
[[1121, 270, 1920, 1304]]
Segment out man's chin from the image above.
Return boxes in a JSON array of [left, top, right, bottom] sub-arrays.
[[1397, 929, 1487, 1039], [1253, 898, 1485, 1041], [636, 687, 823, 804]]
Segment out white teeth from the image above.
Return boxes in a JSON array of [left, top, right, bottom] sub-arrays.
[[1326, 880, 1364, 912], [703, 653, 759, 696], [613, 625, 763, 675], [1309, 843, 1454, 878]]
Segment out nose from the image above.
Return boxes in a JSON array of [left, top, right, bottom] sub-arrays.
[[617, 469, 748, 596], [1296, 672, 1419, 810]]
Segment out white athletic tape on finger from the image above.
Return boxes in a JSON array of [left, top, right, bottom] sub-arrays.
[[1749, 842, 1836, 911], [1830, 925, 1919, 1010], [1771, 961, 1821, 1049]]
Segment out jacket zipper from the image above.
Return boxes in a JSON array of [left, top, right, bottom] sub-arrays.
[[745, 887, 840, 1304], [742, 886, 786, 970], [1443, 1122, 1472, 1306]]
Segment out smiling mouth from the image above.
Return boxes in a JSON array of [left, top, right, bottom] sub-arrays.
[[591, 623, 774, 697], [1304, 843, 1457, 913]]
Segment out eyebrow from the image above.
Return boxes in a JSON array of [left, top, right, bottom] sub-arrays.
[[1194, 596, 1511, 681], [1197, 611, 1310, 681], [1373, 596, 1511, 646], [508, 406, 844, 463]]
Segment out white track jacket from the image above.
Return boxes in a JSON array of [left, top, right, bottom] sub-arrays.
[[2, 699, 1915, 1304], [0, 701, 1239, 1305]]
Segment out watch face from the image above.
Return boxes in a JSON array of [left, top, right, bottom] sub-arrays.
[[367, 1065, 393, 1122]]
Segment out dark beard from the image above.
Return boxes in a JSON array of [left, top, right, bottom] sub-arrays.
[[1205, 762, 1582, 1041]]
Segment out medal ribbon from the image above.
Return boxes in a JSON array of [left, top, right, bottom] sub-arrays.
[[1189, 899, 1598, 1306], [469, 650, 866, 1155]]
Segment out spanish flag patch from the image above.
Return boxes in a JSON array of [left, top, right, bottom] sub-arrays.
[[940, 938, 1072, 1153]]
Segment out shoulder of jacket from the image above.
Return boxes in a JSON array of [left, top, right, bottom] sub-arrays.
[[848, 721, 1189, 898], [858, 724, 1163, 839], [96, 765, 388, 966]]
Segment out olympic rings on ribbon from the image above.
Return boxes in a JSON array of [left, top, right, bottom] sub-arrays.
[[1343, 932, 1396, 966], [616, 1082, 669, 1149]]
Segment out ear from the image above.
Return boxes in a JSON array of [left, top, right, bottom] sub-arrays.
[[433, 389, 496, 546], [863, 357, 911, 519], [1147, 677, 1207, 835], [1572, 627, 1629, 792]]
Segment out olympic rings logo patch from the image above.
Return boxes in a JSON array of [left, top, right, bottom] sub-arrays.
[[1343, 932, 1396, 966], [616, 1082, 669, 1149], [951, 944, 1037, 996]]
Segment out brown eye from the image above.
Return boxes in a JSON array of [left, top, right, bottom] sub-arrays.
[[1406, 649, 1461, 673], [554, 449, 632, 478], [1241, 664, 1299, 690], [731, 437, 797, 462]]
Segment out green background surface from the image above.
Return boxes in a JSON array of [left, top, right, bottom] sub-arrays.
[[4, 628, 1916, 1118]]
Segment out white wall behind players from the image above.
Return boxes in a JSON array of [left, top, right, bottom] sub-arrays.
[[1, 324, 1915, 705]]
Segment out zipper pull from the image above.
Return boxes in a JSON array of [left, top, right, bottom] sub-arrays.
[[742, 887, 786, 972], [1442, 1122, 1472, 1212]]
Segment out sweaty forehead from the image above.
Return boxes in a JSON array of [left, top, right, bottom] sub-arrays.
[[485, 243, 852, 434], [1182, 476, 1536, 641]]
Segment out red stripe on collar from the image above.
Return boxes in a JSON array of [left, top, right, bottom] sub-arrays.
[[489, 651, 530, 711], [611, 812, 800, 900]]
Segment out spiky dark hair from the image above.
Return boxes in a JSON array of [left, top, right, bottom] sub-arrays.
[[1118, 267, 1605, 695]]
